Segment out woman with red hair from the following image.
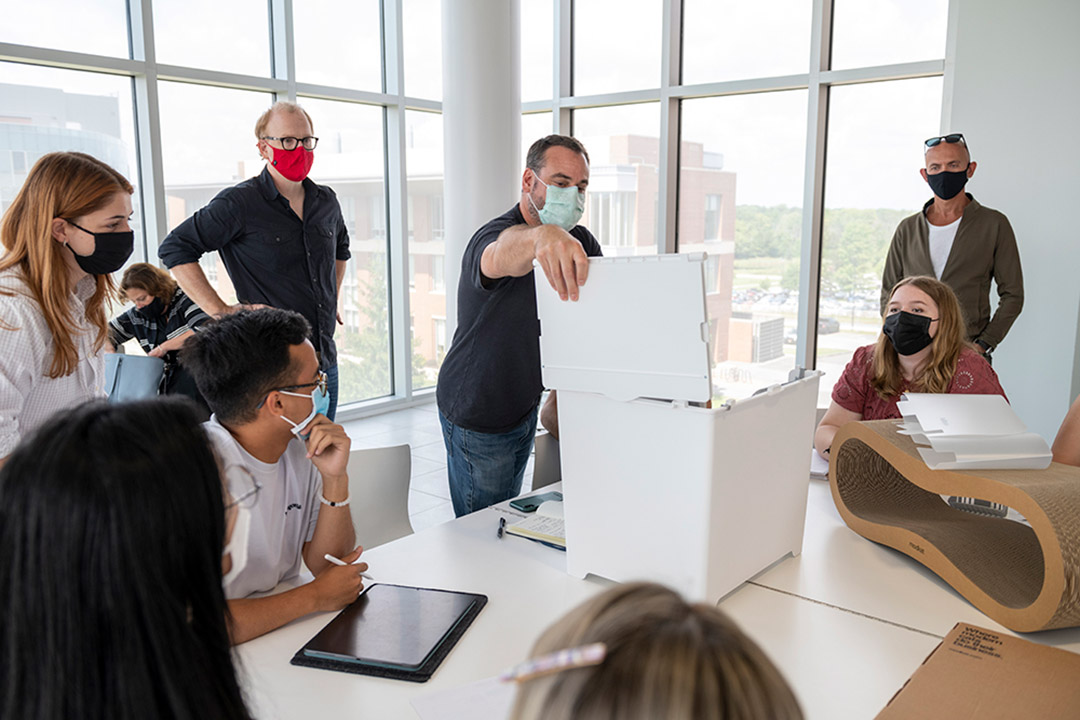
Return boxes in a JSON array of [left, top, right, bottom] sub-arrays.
[[0, 151, 134, 466]]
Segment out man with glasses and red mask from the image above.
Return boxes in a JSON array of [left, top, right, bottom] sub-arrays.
[[160, 101, 349, 419], [880, 133, 1024, 362], [182, 308, 366, 644]]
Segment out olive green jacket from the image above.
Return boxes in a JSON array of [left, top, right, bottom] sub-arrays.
[[880, 195, 1024, 349]]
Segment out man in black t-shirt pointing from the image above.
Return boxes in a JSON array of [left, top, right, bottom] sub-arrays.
[[436, 135, 602, 517]]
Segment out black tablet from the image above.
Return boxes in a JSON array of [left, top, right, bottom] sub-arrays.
[[291, 584, 487, 682]]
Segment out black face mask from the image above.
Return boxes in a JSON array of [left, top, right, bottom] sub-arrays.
[[883, 310, 936, 356], [65, 220, 134, 276], [926, 168, 969, 201], [134, 297, 166, 319]]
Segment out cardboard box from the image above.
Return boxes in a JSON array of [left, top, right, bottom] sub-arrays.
[[877, 623, 1080, 719]]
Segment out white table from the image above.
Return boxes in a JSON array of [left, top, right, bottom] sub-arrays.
[[236, 480, 1080, 720]]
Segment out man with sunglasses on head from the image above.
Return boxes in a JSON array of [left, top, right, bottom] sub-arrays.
[[436, 135, 602, 517], [881, 133, 1023, 361], [159, 101, 349, 418], [182, 308, 366, 644]]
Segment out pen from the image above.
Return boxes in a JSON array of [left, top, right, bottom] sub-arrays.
[[497, 516, 507, 539], [323, 553, 375, 581]]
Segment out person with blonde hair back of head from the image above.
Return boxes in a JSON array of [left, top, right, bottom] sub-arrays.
[[815, 275, 1007, 460], [0, 151, 135, 468], [509, 582, 803, 720]]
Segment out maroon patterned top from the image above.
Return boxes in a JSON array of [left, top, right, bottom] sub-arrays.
[[831, 345, 1007, 420]]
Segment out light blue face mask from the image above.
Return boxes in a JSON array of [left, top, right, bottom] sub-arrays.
[[528, 169, 585, 230], [279, 384, 331, 440]]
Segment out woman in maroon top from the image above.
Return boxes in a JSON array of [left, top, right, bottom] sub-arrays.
[[814, 276, 1006, 457]]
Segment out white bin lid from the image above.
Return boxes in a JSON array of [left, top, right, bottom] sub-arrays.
[[535, 253, 712, 403]]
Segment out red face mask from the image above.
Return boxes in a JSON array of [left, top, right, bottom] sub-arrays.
[[269, 145, 314, 182]]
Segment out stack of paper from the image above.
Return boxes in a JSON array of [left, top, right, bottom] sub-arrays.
[[895, 394, 1052, 470]]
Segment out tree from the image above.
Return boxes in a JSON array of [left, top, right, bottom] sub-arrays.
[[337, 256, 428, 401]]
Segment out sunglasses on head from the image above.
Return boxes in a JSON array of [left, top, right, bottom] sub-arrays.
[[925, 133, 968, 150]]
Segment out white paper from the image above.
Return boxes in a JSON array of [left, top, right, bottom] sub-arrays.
[[917, 446, 1052, 470], [897, 394, 1028, 436], [810, 449, 829, 478], [410, 675, 515, 720], [536, 500, 564, 519]]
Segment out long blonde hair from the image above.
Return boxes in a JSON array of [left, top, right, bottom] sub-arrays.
[[0, 152, 133, 378], [510, 583, 803, 720], [871, 275, 970, 399]]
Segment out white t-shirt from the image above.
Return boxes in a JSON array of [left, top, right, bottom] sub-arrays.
[[927, 216, 962, 280], [204, 416, 322, 599]]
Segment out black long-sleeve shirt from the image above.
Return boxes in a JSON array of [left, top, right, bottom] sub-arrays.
[[158, 167, 350, 367]]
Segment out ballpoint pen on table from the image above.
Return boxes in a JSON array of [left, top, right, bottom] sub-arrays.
[[323, 553, 375, 581]]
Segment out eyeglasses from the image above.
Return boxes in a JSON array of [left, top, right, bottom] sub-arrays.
[[274, 370, 328, 396], [924, 133, 968, 151], [224, 465, 261, 511], [262, 135, 319, 151]]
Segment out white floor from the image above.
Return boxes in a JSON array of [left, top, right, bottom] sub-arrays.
[[339, 403, 535, 533]]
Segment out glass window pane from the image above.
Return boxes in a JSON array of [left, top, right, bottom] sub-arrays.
[[573, 104, 660, 257], [0, 63, 143, 262], [403, 0, 442, 100], [406, 110, 445, 388], [158, 82, 272, 305], [153, 0, 271, 76], [818, 77, 943, 407], [294, 0, 382, 91], [679, 91, 808, 403], [521, 0, 553, 102], [831, 0, 948, 70], [574, 0, 661, 96], [682, 0, 811, 85], [521, 112, 553, 175], [301, 98, 391, 405], [1, 1, 129, 58]]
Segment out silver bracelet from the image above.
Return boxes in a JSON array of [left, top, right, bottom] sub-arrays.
[[320, 494, 350, 507]]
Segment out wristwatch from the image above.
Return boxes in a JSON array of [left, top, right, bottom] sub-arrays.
[[974, 339, 993, 355]]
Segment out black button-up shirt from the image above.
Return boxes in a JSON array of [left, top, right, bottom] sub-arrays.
[[158, 167, 349, 367]]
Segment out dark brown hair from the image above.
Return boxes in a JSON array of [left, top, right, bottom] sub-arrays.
[[118, 262, 178, 304], [526, 135, 590, 174]]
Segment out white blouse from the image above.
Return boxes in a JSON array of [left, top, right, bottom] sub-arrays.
[[0, 266, 105, 458]]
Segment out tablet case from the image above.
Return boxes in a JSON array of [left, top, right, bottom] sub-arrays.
[[289, 584, 488, 682]]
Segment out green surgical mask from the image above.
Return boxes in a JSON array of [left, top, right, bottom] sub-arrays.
[[528, 170, 585, 230]]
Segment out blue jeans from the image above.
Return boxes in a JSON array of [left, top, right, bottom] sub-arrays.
[[325, 364, 339, 422], [439, 408, 538, 517]]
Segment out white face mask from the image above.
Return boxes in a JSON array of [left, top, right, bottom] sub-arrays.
[[222, 503, 251, 587]]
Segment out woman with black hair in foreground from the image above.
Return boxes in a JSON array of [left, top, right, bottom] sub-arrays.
[[0, 398, 251, 720]]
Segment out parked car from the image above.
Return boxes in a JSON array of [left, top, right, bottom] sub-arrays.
[[818, 316, 841, 334]]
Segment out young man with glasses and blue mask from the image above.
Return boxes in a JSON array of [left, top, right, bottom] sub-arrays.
[[182, 308, 367, 644], [159, 101, 350, 419], [436, 135, 603, 517], [881, 133, 1024, 362]]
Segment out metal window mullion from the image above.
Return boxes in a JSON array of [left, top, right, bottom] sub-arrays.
[[940, 0, 962, 132], [657, 0, 681, 254], [128, 0, 167, 266], [795, 0, 833, 371], [269, 0, 297, 100], [554, 0, 572, 134], [384, 0, 413, 400], [0, 42, 142, 74]]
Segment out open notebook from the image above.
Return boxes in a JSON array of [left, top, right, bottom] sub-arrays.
[[506, 501, 565, 549]]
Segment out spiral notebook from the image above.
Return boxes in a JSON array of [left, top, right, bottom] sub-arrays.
[[290, 583, 488, 683]]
